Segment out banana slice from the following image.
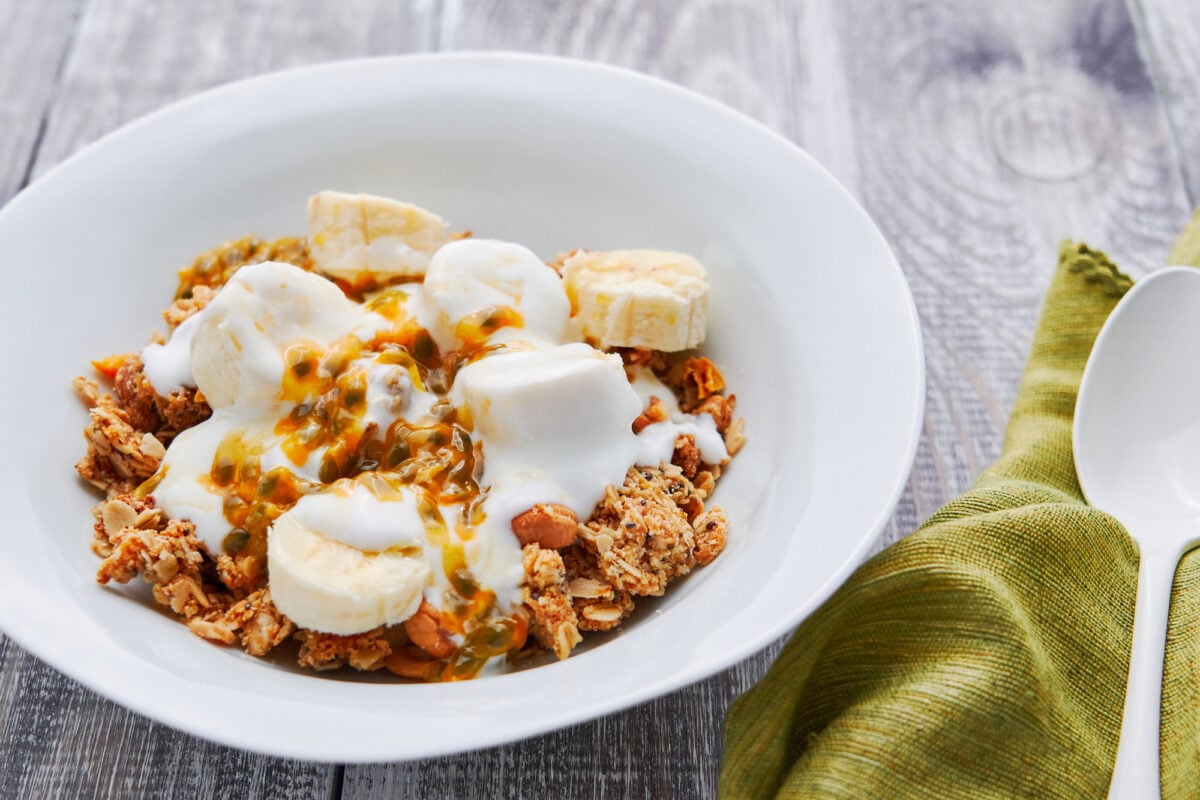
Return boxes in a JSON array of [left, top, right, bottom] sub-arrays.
[[189, 261, 383, 409], [267, 485, 432, 635], [561, 250, 709, 352], [423, 238, 570, 349], [451, 342, 643, 519], [307, 190, 448, 281]]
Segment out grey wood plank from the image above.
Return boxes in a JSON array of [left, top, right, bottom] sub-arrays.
[[0, 0, 85, 202], [8, 0, 1195, 797], [0, 0, 435, 797], [29, 0, 436, 178], [347, 0, 1193, 798], [825, 0, 1188, 531], [1129, 0, 1200, 205], [438, 0, 802, 140], [0, 635, 331, 800]]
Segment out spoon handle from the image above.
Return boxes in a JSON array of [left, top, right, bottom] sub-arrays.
[[1107, 543, 1182, 799]]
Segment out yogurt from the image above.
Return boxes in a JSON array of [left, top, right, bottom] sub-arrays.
[[145, 239, 725, 635]]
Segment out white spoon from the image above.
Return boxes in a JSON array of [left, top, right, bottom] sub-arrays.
[[1075, 266, 1200, 799]]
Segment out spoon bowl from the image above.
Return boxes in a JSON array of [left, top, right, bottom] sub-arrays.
[[1074, 265, 1200, 798]]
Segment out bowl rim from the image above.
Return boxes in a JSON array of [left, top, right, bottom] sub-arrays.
[[0, 51, 925, 761]]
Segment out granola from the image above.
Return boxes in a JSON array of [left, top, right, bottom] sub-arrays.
[[75, 193, 743, 680]]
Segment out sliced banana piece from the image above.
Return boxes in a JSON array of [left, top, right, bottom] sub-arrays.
[[307, 190, 448, 281], [189, 261, 382, 409], [423, 238, 570, 349], [561, 249, 709, 352], [268, 504, 431, 636], [450, 342, 643, 521]]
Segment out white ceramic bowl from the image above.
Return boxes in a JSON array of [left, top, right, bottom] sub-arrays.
[[0, 54, 923, 762]]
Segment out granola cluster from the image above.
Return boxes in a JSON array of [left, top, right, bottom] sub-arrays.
[[75, 236, 743, 679], [515, 353, 743, 658]]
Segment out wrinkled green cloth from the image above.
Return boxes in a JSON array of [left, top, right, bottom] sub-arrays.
[[720, 233, 1200, 799]]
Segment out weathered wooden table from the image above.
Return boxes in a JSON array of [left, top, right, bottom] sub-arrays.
[[2, 0, 1198, 796]]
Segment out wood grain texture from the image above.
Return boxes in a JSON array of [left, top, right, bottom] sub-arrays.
[[0, 0, 84, 202], [0, 1, 434, 798], [2, 0, 1198, 797], [1129, 0, 1200, 205], [439, 0, 802, 140], [810, 0, 1191, 537], [29, 0, 436, 177], [0, 632, 328, 800]]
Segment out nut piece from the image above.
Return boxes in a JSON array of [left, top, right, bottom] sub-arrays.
[[99, 498, 138, 535], [632, 396, 670, 434], [140, 433, 166, 460], [725, 417, 747, 456], [671, 434, 701, 479], [580, 603, 624, 624], [694, 393, 736, 434], [693, 506, 728, 566], [385, 646, 444, 681], [566, 577, 611, 599], [403, 600, 456, 659], [511, 504, 579, 549]]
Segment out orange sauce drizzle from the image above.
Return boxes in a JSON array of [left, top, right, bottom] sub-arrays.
[[204, 434, 309, 559], [454, 306, 524, 348], [190, 283, 530, 681], [328, 272, 417, 303], [175, 236, 312, 300], [407, 493, 528, 681]]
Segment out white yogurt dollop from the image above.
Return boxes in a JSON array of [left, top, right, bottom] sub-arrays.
[[627, 366, 729, 464], [452, 343, 643, 522], [286, 480, 426, 553], [141, 261, 390, 403], [146, 239, 727, 638], [422, 239, 570, 350], [152, 407, 258, 553], [141, 312, 203, 395], [636, 417, 728, 465], [191, 261, 389, 409]]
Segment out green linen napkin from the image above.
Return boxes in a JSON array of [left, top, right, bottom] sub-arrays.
[[720, 232, 1200, 799]]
